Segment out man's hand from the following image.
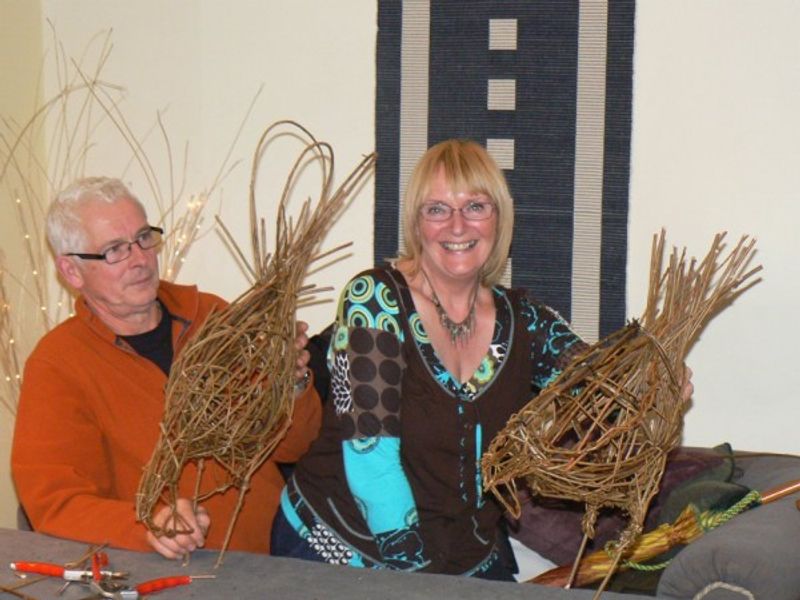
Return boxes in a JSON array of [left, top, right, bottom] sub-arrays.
[[294, 320, 311, 386], [146, 498, 210, 560]]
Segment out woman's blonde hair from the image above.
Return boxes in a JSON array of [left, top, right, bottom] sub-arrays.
[[397, 139, 513, 286]]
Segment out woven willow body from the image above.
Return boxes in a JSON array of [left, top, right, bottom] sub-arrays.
[[482, 231, 761, 594], [135, 122, 374, 565]]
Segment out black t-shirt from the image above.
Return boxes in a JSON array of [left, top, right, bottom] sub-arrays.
[[120, 302, 173, 375]]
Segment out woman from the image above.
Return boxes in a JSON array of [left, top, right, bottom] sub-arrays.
[[271, 139, 591, 578]]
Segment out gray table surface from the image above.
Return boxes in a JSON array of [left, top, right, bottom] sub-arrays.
[[0, 528, 655, 599]]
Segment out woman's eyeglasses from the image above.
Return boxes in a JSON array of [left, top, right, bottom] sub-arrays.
[[419, 201, 495, 222]]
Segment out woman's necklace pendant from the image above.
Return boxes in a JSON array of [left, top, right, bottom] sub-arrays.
[[434, 298, 475, 344], [421, 268, 478, 345]]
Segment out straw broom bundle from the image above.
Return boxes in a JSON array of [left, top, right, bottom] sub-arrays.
[[481, 230, 761, 597], [532, 477, 800, 588], [136, 121, 375, 565]]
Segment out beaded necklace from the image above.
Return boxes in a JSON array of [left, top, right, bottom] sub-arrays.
[[420, 269, 479, 345]]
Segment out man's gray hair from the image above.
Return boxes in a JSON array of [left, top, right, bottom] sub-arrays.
[[46, 177, 147, 255]]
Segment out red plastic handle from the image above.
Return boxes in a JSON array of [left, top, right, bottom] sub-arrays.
[[91, 552, 109, 582], [136, 575, 192, 595], [9, 562, 65, 577]]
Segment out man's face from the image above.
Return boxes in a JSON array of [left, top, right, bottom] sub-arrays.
[[60, 197, 160, 322]]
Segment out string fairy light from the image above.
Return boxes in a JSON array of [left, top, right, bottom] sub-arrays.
[[1, 27, 253, 418]]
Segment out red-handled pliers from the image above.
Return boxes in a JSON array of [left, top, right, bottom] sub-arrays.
[[9, 561, 128, 582], [90, 574, 213, 599]]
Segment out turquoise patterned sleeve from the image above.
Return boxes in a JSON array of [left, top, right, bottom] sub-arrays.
[[520, 294, 589, 391], [330, 272, 427, 569]]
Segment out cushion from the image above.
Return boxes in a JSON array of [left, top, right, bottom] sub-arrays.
[[657, 452, 800, 599], [507, 446, 732, 566]]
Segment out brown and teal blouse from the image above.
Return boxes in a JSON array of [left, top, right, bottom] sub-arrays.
[[285, 267, 585, 574]]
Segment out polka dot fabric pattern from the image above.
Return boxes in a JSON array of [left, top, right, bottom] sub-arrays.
[[338, 327, 404, 439]]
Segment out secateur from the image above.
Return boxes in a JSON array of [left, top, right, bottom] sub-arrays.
[[9, 548, 213, 598], [83, 574, 214, 599], [9, 547, 127, 595]]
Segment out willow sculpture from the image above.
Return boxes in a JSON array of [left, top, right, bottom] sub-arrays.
[[482, 231, 761, 597], [136, 121, 375, 565]]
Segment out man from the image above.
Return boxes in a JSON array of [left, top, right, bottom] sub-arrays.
[[11, 177, 321, 559]]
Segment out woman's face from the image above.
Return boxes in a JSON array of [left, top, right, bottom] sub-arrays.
[[417, 166, 497, 283]]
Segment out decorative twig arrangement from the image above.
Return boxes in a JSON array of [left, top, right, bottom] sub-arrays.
[[135, 121, 376, 566], [0, 26, 242, 416], [0, 270, 22, 416], [481, 230, 761, 597]]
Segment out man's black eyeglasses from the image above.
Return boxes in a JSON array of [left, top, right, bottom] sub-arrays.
[[65, 226, 164, 265]]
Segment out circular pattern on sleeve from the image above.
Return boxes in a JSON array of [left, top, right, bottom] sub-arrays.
[[337, 327, 405, 440]]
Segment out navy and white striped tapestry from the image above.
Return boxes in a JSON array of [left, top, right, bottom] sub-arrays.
[[374, 0, 633, 342]]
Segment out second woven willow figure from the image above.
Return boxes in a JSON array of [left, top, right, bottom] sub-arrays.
[[481, 231, 761, 596], [136, 121, 375, 565]]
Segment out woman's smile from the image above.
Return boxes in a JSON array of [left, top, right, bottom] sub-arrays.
[[419, 167, 497, 282]]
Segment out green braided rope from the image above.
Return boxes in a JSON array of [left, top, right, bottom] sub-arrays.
[[621, 556, 673, 572], [609, 490, 762, 572], [697, 490, 761, 531]]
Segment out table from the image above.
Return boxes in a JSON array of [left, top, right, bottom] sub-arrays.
[[0, 528, 650, 599]]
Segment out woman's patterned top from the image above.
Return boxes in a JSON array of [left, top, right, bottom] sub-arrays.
[[321, 267, 586, 570]]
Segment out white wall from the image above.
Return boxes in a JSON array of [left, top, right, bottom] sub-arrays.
[[0, 0, 377, 529], [629, 0, 800, 454], [39, 0, 378, 330], [0, 0, 46, 530], [1, 1, 798, 528]]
